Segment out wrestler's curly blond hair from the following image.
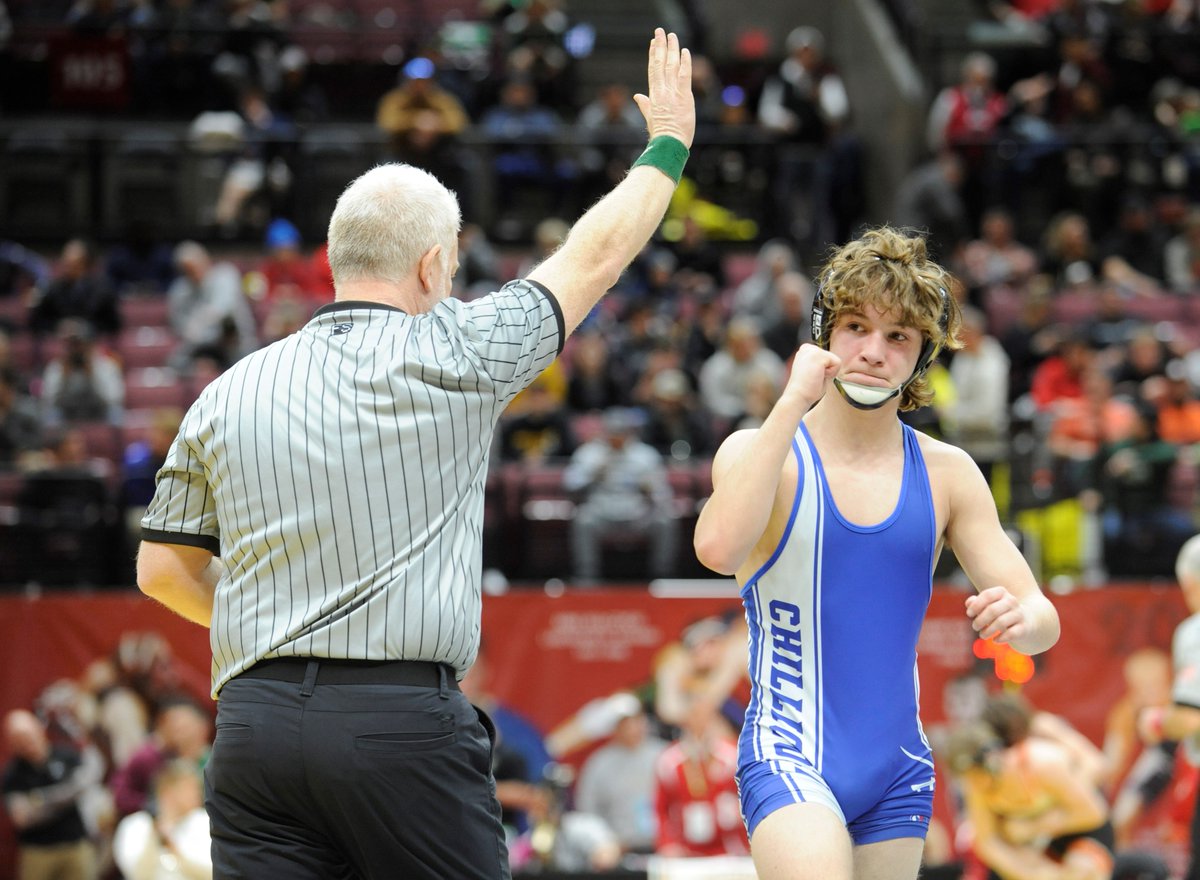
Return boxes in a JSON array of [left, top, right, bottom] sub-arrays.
[[814, 226, 963, 411]]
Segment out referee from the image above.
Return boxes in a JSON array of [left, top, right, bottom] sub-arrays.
[[136, 28, 695, 880]]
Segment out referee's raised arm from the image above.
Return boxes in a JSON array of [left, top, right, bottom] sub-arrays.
[[527, 28, 696, 336]]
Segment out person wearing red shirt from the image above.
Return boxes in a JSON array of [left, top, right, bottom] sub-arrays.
[[1030, 333, 1093, 411], [654, 697, 748, 858]]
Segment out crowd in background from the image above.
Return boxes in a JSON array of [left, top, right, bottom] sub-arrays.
[[3, 1, 1200, 879]]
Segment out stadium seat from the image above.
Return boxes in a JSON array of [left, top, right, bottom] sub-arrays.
[[117, 326, 178, 370], [119, 295, 171, 329], [124, 367, 188, 410]]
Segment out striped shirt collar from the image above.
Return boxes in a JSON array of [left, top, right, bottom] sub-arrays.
[[312, 300, 408, 319]]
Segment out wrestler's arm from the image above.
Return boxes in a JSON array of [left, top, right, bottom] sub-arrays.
[[936, 441, 1060, 655], [694, 344, 839, 575]]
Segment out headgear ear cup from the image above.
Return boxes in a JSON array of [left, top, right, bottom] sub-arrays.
[[911, 287, 951, 379], [810, 278, 832, 348]]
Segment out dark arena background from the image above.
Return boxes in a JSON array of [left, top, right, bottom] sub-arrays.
[[1, 0, 1200, 877]]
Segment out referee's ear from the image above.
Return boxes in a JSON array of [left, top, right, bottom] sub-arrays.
[[418, 244, 446, 299]]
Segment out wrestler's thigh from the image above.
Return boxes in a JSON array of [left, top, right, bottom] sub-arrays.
[[853, 836, 925, 880], [751, 802, 853, 880]]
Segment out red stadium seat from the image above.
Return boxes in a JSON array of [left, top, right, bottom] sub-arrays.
[[119, 295, 171, 328], [124, 367, 188, 410], [118, 326, 178, 370]]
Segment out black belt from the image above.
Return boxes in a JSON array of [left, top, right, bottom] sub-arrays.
[[239, 658, 458, 690]]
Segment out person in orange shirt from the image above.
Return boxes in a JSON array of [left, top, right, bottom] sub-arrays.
[[1153, 365, 1200, 446]]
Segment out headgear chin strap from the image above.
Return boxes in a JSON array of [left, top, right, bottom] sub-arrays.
[[811, 282, 951, 411]]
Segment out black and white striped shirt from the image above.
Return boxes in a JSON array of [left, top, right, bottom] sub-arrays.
[[141, 279, 564, 695]]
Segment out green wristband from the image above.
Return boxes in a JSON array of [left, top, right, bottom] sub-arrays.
[[631, 135, 690, 184]]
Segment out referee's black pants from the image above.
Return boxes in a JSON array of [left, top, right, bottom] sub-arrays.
[[205, 658, 510, 880]]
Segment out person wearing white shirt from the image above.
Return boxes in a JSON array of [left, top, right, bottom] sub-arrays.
[[113, 760, 211, 880]]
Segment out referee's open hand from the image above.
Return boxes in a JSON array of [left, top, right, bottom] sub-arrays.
[[633, 28, 696, 150]]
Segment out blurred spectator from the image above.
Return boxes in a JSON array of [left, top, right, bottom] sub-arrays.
[[575, 82, 646, 205], [113, 760, 212, 880], [1000, 280, 1058, 401], [927, 51, 1008, 225], [455, 224, 503, 298], [563, 408, 677, 583], [698, 317, 786, 422], [121, 407, 183, 533], [732, 368, 783, 432], [760, 271, 813, 361], [1030, 330, 1094, 411], [499, 377, 576, 462], [376, 56, 469, 156], [40, 318, 125, 427], [211, 87, 297, 236], [758, 25, 849, 144], [1098, 403, 1192, 575], [1082, 285, 1140, 352], [731, 239, 798, 325], [961, 207, 1039, 290], [110, 698, 211, 819], [516, 218, 570, 279], [1154, 361, 1200, 444], [653, 691, 748, 858], [29, 239, 120, 339], [67, 0, 130, 34], [927, 52, 1008, 156], [0, 240, 50, 308], [1111, 326, 1170, 397], [682, 293, 727, 380], [167, 241, 258, 370], [132, 0, 224, 117], [498, 0, 576, 113], [574, 694, 667, 856], [1105, 647, 1177, 847], [689, 55, 728, 132], [481, 77, 573, 238], [1047, 365, 1140, 495], [893, 151, 970, 261], [510, 767, 621, 874], [654, 615, 748, 738], [1164, 206, 1200, 293], [257, 217, 330, 304], [666, 216, 726, 289], [944, 305, 1011, 482], [2, 709, 102, 880], [274, 44, 328, 125], [459, 644, 554, 835], [566, 331, 623, 413], [104, 222, 177, 296], [757, 25, 861, 246], [611, 302, 667, 396], [642, 367, 712, 461], [1041, 211, 1102, 287], [0, 370, 43, 468], [1101, 197, 1169, 283]]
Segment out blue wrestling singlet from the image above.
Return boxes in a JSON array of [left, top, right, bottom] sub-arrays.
[[737, 422, 937, 845]]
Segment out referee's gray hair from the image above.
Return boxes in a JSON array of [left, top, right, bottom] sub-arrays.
[[1178, 534, 1200, 585], [327, 164, 462, 287]]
